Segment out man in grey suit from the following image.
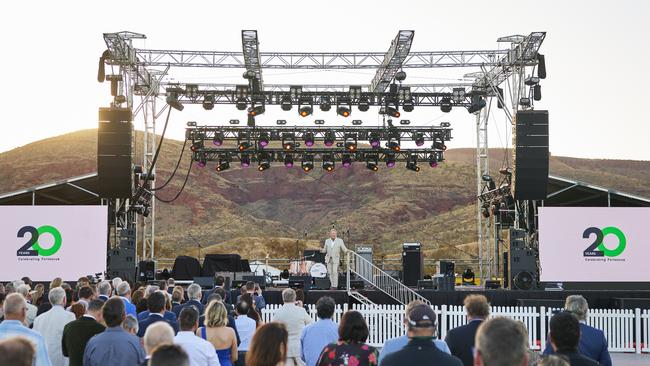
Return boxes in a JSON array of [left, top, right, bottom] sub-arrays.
[[321, 229, 348, 289]]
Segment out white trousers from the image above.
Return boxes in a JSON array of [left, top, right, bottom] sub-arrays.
[[327, 260, 340, 288]]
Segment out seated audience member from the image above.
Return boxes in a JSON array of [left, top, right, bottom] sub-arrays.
[[543, 295, 611, 366], [234, 299, 257, 366], [0, 336, 36, 366], [97, 281, 112, 302], [198, 300, 238, 366], [316, 310, 378, 366], [143, 322, 176, 365], [84, 297, 145, 366], [237, 282, 266, 310], [379, 300, 450, 364], [150, 344, 190, 366], [122, 314, 140, 336], [247, 322, 288, 366], [301, 296, 338, 366], [138, 291, 179, 337], [548, 312, 598, 366], [473, 317, 529, 366], [200, 294, 241, 345], [539, 355, 570, 366], [176, 284, 204, 317], [15, 285, 37, 326], [0, 293, 51, 366], [116, 282, 137, 317], [174, 307, 220, 366], [272, 288, 313, 366], [444, 294, 490, 366], [33, 286, 76, 366], [381, 305, 461, 366], [62, 299, 106, 366]]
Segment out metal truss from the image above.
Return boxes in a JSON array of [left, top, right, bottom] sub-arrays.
[[370, 30, 414, 93], [241, 30, 264, 91], [161, 82, 474, 94]]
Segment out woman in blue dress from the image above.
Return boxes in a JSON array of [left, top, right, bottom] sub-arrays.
[[197, 299, 238, 366]]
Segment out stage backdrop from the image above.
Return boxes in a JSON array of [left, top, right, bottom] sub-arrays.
[[0, 206, 107, 281], [539, 207, 650, 282]]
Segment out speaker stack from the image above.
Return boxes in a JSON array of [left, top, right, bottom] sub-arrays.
[[513, 110, 549, 201], [355, 245, 373, 286], [508, 228, 538, 290], [436, 261, 456, 291], [107, 226, 136, 281], [402, 242, 423, 287], [137, 260, 156, 282], [98, 107, 133, 199]]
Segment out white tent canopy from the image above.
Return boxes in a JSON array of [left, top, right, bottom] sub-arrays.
[[249, 260, 282, 277]]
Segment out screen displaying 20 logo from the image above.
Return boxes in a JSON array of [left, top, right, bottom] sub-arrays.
[[16, 225, 63, 257], [582, 226, 626, 257]]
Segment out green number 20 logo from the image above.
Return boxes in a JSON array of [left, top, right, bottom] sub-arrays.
[[16, 225, 62, 257], [583, 226, 626, 257]]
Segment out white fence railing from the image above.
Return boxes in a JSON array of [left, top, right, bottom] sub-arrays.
[[261, 304, 650, 353]]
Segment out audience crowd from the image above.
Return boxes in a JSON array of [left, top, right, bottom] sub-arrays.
[[0, 275, 611, 366]]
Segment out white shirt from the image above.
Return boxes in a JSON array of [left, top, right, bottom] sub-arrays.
[[25, 302, 38, 326], [234, 315, 257, 351], [33, 304, 76, 366], [323, 238, 348, 263], [272, 303, 313, 358], [174, 331, 220, 366]]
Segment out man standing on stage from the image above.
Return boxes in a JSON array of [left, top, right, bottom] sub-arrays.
[[321, 229, 348, 290]]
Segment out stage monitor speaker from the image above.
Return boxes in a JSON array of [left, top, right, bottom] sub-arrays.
[[355, 245, 373, 285], [514, 110, 549, 200], [192, 276, 215, 289], [484, 280, 501, 289], [303, 249, 325, 264], [438, 261, 455, 277], [234, 272, 255, 281], [314, 277, 331, 290], [418, 280, 434, 290], [137, 260, 156, 282], [509, 248, 538, 290], [289, 276, 313, 289], [349, 280, 365, 290], [402, 242, 423, 287], [98, 107, 133, 199]]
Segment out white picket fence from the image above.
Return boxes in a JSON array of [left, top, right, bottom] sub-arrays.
[[261, 304, 650, 353]]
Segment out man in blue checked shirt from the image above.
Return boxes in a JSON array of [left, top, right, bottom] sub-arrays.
[[0, 293, 52, 366], [300, 296, 339, 366]]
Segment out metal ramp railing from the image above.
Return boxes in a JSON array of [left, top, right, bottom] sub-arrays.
[[346, 250, 431, 306]]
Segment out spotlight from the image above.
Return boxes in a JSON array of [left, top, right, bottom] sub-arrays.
[[384, 106, 400, 118], [202, 94, 214, 110], [413, 133, 425, 147], [481, 204, 491, 218], [238, 141, 252, 151], [281, 96, 292, 111], [216, 155, 230, 172], [240, 154, 251, 168], [324, 131, 335, 147], [302, 155, 314, 172], [299, 106, 313, 117], [402, 99, 414, 112], [428, 154, 438, 168], [248, 105, 265, 117], [433, 140, 447, 151], [406, 155, 420, 172], [166, 94, 184, 111], [212, 131, 224, 146], [369, 132, 381, 148], [320, 96, 332, 112], [524, 76, 540, 86], [197, 157, 206, 168], [283, 139, 296, 151], [467, 95, 486, 114], [387, 139, 401, 152], [385, 154, 396, 168], [337, 106, 351, 117], [258, 132, 270, 147], [358, 97, 370, 112], [344, 137, 357, 152], [519, 97, 531, 107], [533, 85, 542, 101], [342, 153, 352, 168], [190, 141, 202, 152], [303, 132, 315, 147], [322, 154, 335, 172], [236, 98, 247, 110], [366, 157, 379, 172], [284, 154, 294, 168], [257, 153, 271, 171], [440, 97, 452, 113]]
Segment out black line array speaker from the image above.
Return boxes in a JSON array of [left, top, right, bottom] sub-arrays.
[[98, 107, 133, 199], [402, 242, 423, 287], [509, 248, 538, 290], [514, 110, 549, 200], [107, 226, 136, 281]]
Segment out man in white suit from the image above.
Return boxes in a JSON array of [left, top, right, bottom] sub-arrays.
[[272, 288, 313, 366], [33, 287, 76, 366], [321, 229, 348, 290]]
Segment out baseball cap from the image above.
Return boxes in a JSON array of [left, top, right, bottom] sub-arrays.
[[407, 304, 437, 328]]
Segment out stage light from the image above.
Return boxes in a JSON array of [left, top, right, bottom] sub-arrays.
[[385, 154, 396, 168], [258, 132, 270, 147], [366, 157, 379, 172], [320, 96, 332, 112], [299, 106, 313, 117], [302, 132, 315, 147], [395, 70, 407, 82], [481, 204, 491, 218], [337, 106, 351, 117], [369, 132, 381, 148], [240, 154, 251, 168], [358, 97, 370, 112], [202, 94, 215, 110], [216, 154, 230, 172], [284, 154, 294, 168], [342, 153, 352, 168], [238, 141, 252, 151], [413, 133, 425, 147], [302, 155, 314, 172], [190, 141, 202, 152], [236, 98, 247, 110], [387, 139, 400, 152], [283, 133, 296, 150], [440, 97, 452, 113], [433, 140, 447, 151], [322, 154, 335, 172], [212, 131, 224, 146], [324, 131, 335, 147], [248, 105, 265, 117], [281, 96, 292, 111], [384, 106, 400, 118], [258, 153, 271, 171], [197, 157, 206, 168], [345, 137, 357, 152], [467, 95, 486, 114], [166, 94, 184, 111], [402, 99, 414, 112], [519, 97, 531, 107], [525, 76, 540, 86], [533, 85, 542, 101], [428, 154, 438, 168], [406, 155, 420, 172]]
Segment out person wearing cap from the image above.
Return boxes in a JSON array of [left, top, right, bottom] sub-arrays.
[[380, 305, 462, 366]]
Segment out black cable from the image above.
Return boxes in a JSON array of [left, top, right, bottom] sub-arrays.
[[154, 160, 193, 203], [151, 138, 187, 191]]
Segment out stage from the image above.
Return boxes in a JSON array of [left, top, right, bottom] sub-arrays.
[[259, 288, 650, 309]]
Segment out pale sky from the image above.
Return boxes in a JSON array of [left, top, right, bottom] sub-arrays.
[[1, 0, 649, 160]]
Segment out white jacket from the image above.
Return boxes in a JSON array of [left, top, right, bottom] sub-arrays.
[[272, 303, 313, 358], [321, 238, 348, 263], [33, 305, 75, 366]]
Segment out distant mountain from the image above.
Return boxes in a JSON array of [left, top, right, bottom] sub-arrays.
[[1, 130, 648, 270]]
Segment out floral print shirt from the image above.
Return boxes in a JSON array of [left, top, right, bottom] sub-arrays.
[[316, 341, 379, 366]]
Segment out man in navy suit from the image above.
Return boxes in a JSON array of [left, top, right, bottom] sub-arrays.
[[548, 311, 599, 366], [543, 295, 611, 366], [97, 281, 111, 302], [444, 294, 490, 366], [137, 291, 178, 337], [174, 284, 204, 318]]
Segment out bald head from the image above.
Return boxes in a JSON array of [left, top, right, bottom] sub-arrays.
[[3, 293, 27, 321], [143, 322, 175, 355]]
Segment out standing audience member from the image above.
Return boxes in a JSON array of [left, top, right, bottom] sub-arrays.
[[204, 275, 228, 305], [73, 285, 95, 310], [272, 288, 313, 366], [97, 281, 111, 302], [380, 305, 461, 366], [176, 284, 205, 317], [198, 300, 238, 366], [172, 289, 184, 314], [444, 294, 490, 366], [379, 300, 450, 363], [69, 303, 86, 320], [200, 294, 241, 345], [33, 287, 75, 366], [138, 291, 179, 337], [116, 282, 137, 317], [174, 307, 220, 366], [15, 285, 37, 326], [316, 310, 378, 366], [122, 314, 140, 336], [143, 322, 176, 365], [300, 296, 338, 366], [0, 293, 5, 322], [246, 322, 288, 366], [234, 299, 257, 366], [111, 278, 123, 295], [0, 336, 36, 366], [548, 312, 599, 366], [543, 295, 611, 366], [0, 293, 51, 366], [32, 284, 45, 306], [237, 282, 266, 310], [62, 299, 105, 366], [83, 297, 146, 366], [150, 344, 190, 366], [133, 289, 148, 314], [239, 293, 262, 326], [473, 317, 530, 366], [167, 279, 176, 294]]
